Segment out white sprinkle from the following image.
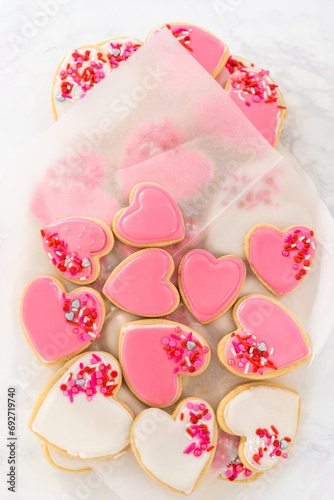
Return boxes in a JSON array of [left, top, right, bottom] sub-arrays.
[[231, 347, 237, 357], [106, 381, 114, 386], [250, 347, 254, 354], [79, 309, 83, 317], [87, 331, 96, 338], [83, 316, 88, 323], [185, 356, 191, 367], [267, 86, 272, 96], [264, 91, 268, 99], [305, 255, 310, 260], [311, 241, 316, 249], [68, 263, 73, 268], [252, 335, 256, 339], [261, 359, 266, 365], [55, 251, 62, 256], [244, 362, 250, 374], [270, 348, 274, 355], [251, 87, 255, 94], [291, 243, 297, 248], [304, 266, 311, 271], [306, 238, 311, 243], [181, 334, 186, 339], [80, 277, 86, 280], [47, 252, 53, 259], [237, 91, 245, 101], [299, 236, 305, 241], [93, 323, 97, 330]]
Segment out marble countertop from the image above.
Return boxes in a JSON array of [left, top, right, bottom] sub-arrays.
[[1, 0, 334, 499]]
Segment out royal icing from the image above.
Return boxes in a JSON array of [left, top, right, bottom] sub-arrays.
[[41, 217, 113, 284], [120, 149, 213, 201], [179, 250, 246, 323], [114, 184, 184, 247], [247, 226, 317, 295], [147, 23, 229, 76], [103, 249, 179, 316], [120, 321, 210, 406], [211, 430, 256, 481], [98, 37, 142, 68], [225, 67, 287, 146], [31, 352, 133, 459], [132, 399, 216, 494], [222, 296, 311, 377], [43, 444, 91, 471], [222, 385, 300, 472], [21, 276, 104, 364], [52, 47, 111, 119]]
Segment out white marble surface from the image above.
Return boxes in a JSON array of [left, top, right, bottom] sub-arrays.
[[1, 0, 334, 499]]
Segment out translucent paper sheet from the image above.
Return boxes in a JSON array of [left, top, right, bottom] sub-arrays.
[[3, 29, 334, 500]]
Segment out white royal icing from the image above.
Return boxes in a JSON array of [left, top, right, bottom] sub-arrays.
[[32, 352, 133, 459], [46, 444, 91, 471], [223, 385, 300, 471], [133, 399, 216, 494]]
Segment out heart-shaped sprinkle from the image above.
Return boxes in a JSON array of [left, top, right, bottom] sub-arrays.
[[41, 217, 114, 285], [179, 249, 246, 323], [120, 321, 210, 406], [132, 398, 217, 494], [280, 439, 290, 450], [257, 342, 267, 352], [103, 249, 179, 317], [113, 183, 185, 247], [29, 352, 134, 459], [21, 276, 105, 365], [71, 299, 80, 309]]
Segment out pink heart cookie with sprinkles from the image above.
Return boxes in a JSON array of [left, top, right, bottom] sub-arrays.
[[178, 249, 246, 324], [52, 45, 112, 120], [218, 295, 311, 379], [113, 183, 185, 248], [244, 224, 317, 296], [120, 319, 210, 407], [225, 64, 288, 147], [131, 397, 217, 494], [147, 23, 229, 77], [21, 276, 105, 365], [103, 249, 180, 317], [41, 217, 114, 285], [29, 351, 134, 459]]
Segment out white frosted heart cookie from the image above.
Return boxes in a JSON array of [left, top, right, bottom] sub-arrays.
[[29, 351, 134, 459], [217, 383, 300, 472], [131, 398, 217, 494]]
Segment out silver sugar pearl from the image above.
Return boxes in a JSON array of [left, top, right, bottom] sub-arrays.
[[82, 258, 91, 267], [112, 48, 121, 57], [76, 379, 85, 387], [258, 342, 267, 352], [71, 299, 81, 309], [280, 439, 290, 450], [65, 311, 74, 321], [56, 93, 65, 102], [186, 341, 197, 351]]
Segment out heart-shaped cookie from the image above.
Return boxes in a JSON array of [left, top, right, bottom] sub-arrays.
[[29, 351, 134, 459], [225, 66, 287, 147], [245, 224, 317, 296], [103, 249, 179, 316], [131, 398, 217, 494], [147, 23, 229, 77], [178, 249, 246, 323], [41, 217, 114, 285], [217, 295, 311, 379], [113, 183, 185, 247], [120, 148, 213, 201], [217, 383, 300, 472], [120, 320, 210, 407], [21, 276, 105, 365], [41, 443, 92, 472]]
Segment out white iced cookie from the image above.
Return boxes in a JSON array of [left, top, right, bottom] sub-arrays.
[[29, 351, 134, 459], [41, 442, 92, 472], [217, 383, 300, 472], [131, 398, 217, 494]]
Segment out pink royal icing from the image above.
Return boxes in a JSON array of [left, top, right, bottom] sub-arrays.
[[148, 23, 228, 75], [103, 249, 179, 316], [41, 218, 112, 283], [121, 322, 209, 406], [226, 68, 285, 146], [248, 226, 317, 295], [224, 296, 311, 375], [115, 184, 184, 246], [21, 276, 104, 363], [180, 250, 245, 323]]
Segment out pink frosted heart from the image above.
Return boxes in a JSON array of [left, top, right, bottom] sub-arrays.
[[179, 249, 245, 323], [247, 225, 317, 296], [120, 322, 209, 406], [119, 149, 213, 201], [103, 249, 179, 316], [114, 184, 184, 246], [224, 296, 311, 376], [21, 276, 104, 364]]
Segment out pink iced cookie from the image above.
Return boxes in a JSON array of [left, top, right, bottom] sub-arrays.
[[21, 276, 105, 365], [245, 224, 317, 296], [52, 46, 112, 120], [103, 249, 180, 317], [41, 217, 114, 285], [218, 295, 311, 379], [225, 65, 288, 147], [120, 320, 210, 407], [98, 37, 143, 68], [147, 23, 229, 77], [30, 153, 119, 226], [120, 148, 213, 202], [113, 183, 185, 247], [178, 249, 246, 324]]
